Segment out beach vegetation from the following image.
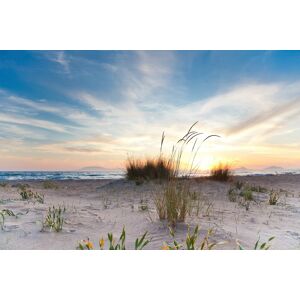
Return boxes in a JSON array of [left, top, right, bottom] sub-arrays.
[[228, 187, 238, 202], [19, 186, 44, 203], [162, 225, 220, 250], [269, 190, 279, 205], [237, 236, 275, 250], [76, 227, 150, 250], [42, 205, 65, 232], [77, 238, 94, 250], [155, 181, 200, 226], [210, 163, 232, 182], [0, 182, 8, 187], [234, 180, 244, 190], [240, 187, 253, 201], [126, 157, 172, 181], [0, 209, 16, 229], [154, 123, 219, 226]]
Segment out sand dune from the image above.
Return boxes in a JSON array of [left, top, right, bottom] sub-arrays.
[[1, 174, 300, 250]]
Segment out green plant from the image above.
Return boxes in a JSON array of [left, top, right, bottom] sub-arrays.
[[154, 123, 219, 226], [0, 182, 7, 187], [234, 181, 244, 190], [77, 238, 94, 250], [126, 157, 172, 181], [269, 190, 279, 205], [108, 227, 126, 250], [0, 209, 15, 229], [43, 180, 58, 189], [19, 187, 44, 203], [155, 182, 200, 226], [228, 187, 238, 202], [42, 205, 65, 232], [240, 187, 253, 201], [210, 163, 232, 181], [237, 236, 275, 250], [162, 225, 219, 250], [135, 231, 150, 250], [76, 227, 150, 250]]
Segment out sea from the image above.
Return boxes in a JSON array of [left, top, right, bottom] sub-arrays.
[[0, 170, 125, 181], [0, 168, 299, 181]]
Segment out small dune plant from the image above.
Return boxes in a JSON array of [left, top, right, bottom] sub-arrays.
[[249, 185, 268, 193], [210, 163, 232, 182], [76, 227, 150, 250], [237, 236, 275, 250], [154, 123, 219, 226], [19, 186, 44, 203], [43, 180, 58, 189], [240, 187, 253, 201], [42, 205, 66, 232], [162, 225, 221, 250], [0, 209, 15, 230], [0, 182, 7, 187], [234, 180, 244, 190], [228, 186, 238, 202], [155, 182, 201, 226], [269, 190, 279, 205]]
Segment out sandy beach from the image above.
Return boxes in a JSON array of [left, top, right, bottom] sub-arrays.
[[0, 174, 299, 250]]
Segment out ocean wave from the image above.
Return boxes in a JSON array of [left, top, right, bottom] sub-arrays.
[[0, 171, 126, 180]]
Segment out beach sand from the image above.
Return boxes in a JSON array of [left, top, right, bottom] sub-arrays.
[[1, 174, 300, 250]]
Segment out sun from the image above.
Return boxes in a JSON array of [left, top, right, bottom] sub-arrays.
[[198, 156, 215, 171]]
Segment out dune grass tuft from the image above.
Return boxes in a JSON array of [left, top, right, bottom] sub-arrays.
[[126, 157, 172, 181], [42, 205, 65, 232], [210, 163, 232, 181], [153, 123, 220, 226]]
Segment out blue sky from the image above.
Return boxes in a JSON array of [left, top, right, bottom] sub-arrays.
[[0, 50, 300, 170]]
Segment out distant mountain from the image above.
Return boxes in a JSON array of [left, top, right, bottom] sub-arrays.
[[263, 166, 284, 171], [233, 167, 252, 172]]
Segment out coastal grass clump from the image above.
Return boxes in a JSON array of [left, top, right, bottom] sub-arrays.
[[126, 157, 172, 181], [153, 123, 220, 226], [0, 182, 8, 187], [228, 186, 238, 202], [76, 227, 150, 250], [228, 183, 255, 210], [42, 205, 66, 232], [19, 186, 44, 203], [269, 190, 280, 205], [210, 163, 232, 182], [0, 209, 15, 230], [155, 181, 200, 226]]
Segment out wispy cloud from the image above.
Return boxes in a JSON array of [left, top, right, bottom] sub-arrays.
[[46, 51, 70, 73], [1, 51, 300, 170]]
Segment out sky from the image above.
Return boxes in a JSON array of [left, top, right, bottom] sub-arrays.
[[0, 50, 300, 171]]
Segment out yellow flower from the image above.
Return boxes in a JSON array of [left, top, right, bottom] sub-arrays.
[[161, 244, 169, 250], [99, 237, 105, 250], [83, 239, 94, 250], [86, 241, 94, 249]]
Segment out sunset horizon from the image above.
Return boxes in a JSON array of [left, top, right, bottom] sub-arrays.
[[1, 51, 300, 171]]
